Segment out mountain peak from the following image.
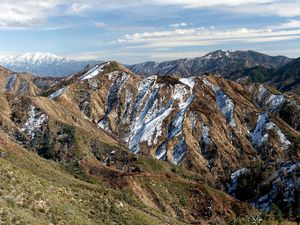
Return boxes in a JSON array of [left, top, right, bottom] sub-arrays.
[[20, 52, 67, 61], [128, 50, 292, 77], [0, 52, 69, 64]]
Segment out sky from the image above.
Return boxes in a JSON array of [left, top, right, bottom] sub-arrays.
[[0, 0, 300, 64]]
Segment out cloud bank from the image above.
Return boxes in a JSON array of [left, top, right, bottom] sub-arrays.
[[0, 0, 299, 28]]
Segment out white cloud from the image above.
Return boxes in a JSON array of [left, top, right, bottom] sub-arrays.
[[0, 0, 299, 29], [228, 1, 300, 17], [68, 51, 104, 60], [150, 0, 300, 17], [170, 22, 187, 28], [271, 20, 300, 30], [70, 3, 90, 13], [152, 0, 274, 8], [94, 21, 107, 28], [116, 23, 300, 48], [146, 51, 207, 60], [0, 1, 49, 28]]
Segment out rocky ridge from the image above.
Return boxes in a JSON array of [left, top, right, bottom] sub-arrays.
[[0, 61, 299, 224]]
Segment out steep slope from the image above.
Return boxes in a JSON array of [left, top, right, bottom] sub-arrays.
[[0, 66, 261, 225], [272, 57, 300, 94], [50, 61, 300, 218], [0, 66, 61, 97], [1, 62, 299, 223], [128, 50, 291, 78], [0, 64, 264, 224], [0, 52, 100, 77], [47, 62, 299, 187], [1, 130, 208, 225], [230, 57, 300, 95], [235, 66, 274, 83]]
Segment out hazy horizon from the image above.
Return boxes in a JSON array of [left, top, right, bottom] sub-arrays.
[[0, 49, 296, 65]]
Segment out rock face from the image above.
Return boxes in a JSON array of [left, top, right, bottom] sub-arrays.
[[1, 61, 299, 222], [128, 50, 291, 78], [46, 62, 299, 184]]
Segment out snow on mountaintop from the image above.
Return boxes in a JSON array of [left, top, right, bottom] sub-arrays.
[[0, 52, 68, 65], [0, 52, 101, 77]]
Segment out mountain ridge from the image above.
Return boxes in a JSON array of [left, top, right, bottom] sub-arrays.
[[127, 50, 292, 78], [41, 61, 299, 218], [0, 60, 299, 224], [0, 52, 101, 77], [0, 62, 258, 224]]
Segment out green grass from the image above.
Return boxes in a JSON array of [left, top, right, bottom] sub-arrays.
[[0, 145, 191, 225], [265, 85, 283, 95]]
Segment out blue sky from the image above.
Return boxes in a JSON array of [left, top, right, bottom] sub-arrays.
[[0, 0, 300, 64]]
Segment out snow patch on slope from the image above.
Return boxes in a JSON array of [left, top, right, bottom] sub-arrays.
[[127, 76, 195, 163], [216, 90, 236, 127], [168, 95, 194, 139], [48, 87, 67, 100], [98, 118, 112, 133], [257, 85, 268, 102], [173, 84, 189, 106], [200, 124, 212, 154], [22, 106, 48, 139], [253, 161, 300, 212], [251, 112, 290, 150], [80, 62, 110, 81], [98, 72, 129, 132], [156, 143, 167, 160], [179, 77, 195, 92], [172, 138, 186, 165], [265, 122, 291, 150], [228, 168, 248, 194], [266, 94, 285, 111], [189, 112, 197, 131], [203, 78, 236, 127], [128, 85, 174, 152], [130, 76, 157, 122], [140, 100, 174, 146], [122, 89, 132, 124], [4, 73, 17, 92], [251, 112, 269, 147]]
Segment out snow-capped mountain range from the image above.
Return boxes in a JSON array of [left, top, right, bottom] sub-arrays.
[[0, 50, 292, 79], [0, 52, 100, 77]]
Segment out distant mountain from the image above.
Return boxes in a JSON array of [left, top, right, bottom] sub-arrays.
[[0, 52, 101, 77], [235, 57, 300, 94], [128, 50, 292, 79]]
